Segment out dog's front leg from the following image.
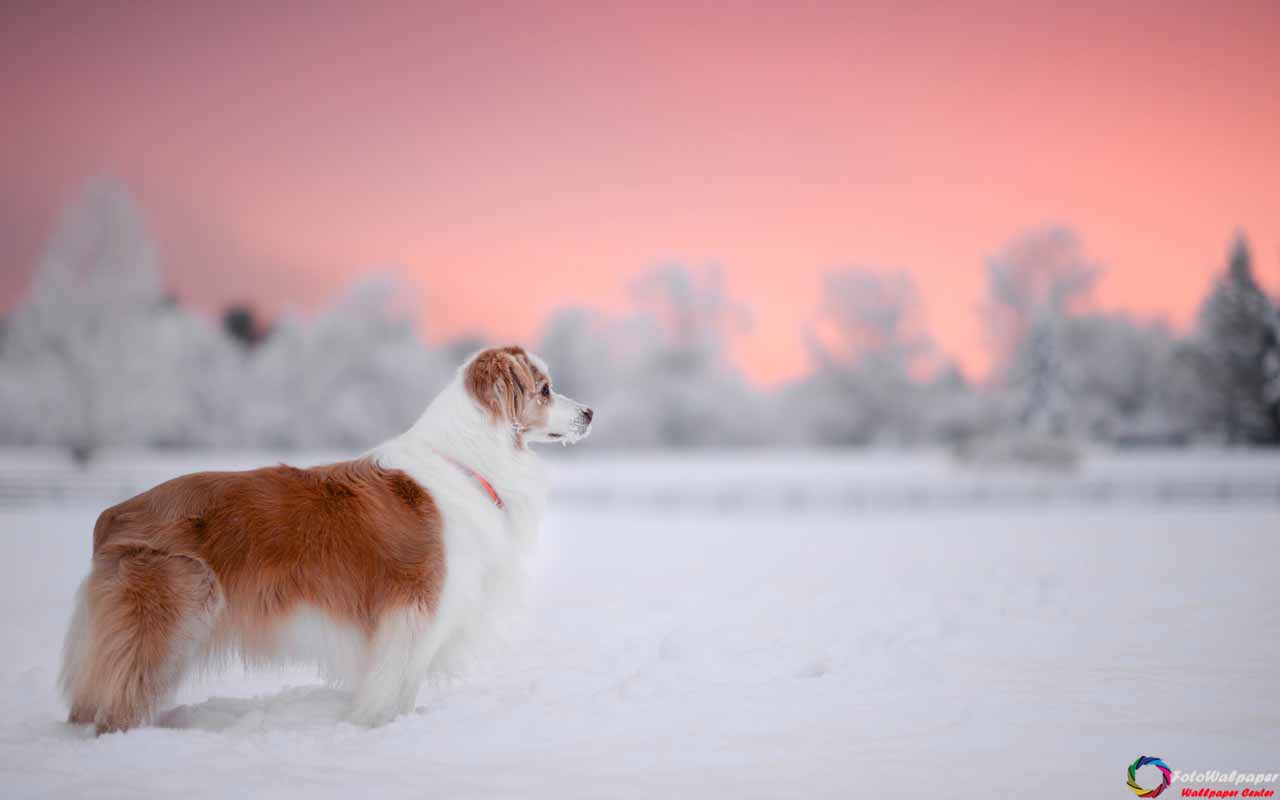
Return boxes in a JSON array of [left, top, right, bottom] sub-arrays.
[[347, 608, 432, 727]]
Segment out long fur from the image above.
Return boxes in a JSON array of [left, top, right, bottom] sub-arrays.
[[59, 346, 591, 733]]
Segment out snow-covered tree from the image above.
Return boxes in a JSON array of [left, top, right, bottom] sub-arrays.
[[914, 360, 1003, 446], [1192, 235, 1279, 444], [1055, 313, 1191, 441], [0, 178, 237, 458], [542, 266, 763, 448], [811, 270, 931, 374], [627, 266, 766, 447], [983, 226, 1099, 435], [240, 276, 448, 448], [537, 307, 616, 406], [785, 269, 934, 445]]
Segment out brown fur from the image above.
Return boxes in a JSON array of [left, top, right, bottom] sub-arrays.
[[465, 346, 552, 447], [64, 458, 443, 734]]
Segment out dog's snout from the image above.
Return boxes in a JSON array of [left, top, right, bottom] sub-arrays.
[[581, 407, 594, 424]]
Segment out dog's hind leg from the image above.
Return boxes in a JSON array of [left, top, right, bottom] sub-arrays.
[[77, 548, 222, 735]]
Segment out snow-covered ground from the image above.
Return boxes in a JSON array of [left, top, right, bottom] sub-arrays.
[[1, 451, 1277, 798]]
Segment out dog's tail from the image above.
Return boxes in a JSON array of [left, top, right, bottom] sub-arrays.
[[58, 574, 95, 724]]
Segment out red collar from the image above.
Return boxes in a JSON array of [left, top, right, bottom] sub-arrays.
[[435, 450, 503, 509]]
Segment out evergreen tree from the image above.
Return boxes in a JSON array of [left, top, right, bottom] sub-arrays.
[[1195, 235, 1278, 444], [1264, 306, 1280, 437]]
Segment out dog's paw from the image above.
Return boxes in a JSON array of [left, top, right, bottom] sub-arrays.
[[344, 703, 401, 728]]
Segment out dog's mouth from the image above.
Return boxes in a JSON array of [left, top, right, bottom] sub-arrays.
[[542, 425, 589, 445]]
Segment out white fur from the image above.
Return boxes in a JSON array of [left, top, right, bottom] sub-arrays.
[[254, 605, 368, 689], [350, 350, 588, 722], [58, 577, 92, 706]]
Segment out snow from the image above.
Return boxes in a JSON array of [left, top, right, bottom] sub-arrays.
[[1, 451, 1278, 798]]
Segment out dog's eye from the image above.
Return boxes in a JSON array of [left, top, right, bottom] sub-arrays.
[[540, 384, 550, 398]]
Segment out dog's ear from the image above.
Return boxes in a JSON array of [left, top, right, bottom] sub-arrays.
[[465, 347, 535, 423]]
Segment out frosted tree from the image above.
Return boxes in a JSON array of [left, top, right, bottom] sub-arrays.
[[983, 226, 1099, 435], [914, 359, 1002, 446], [1193, 236, 1279, 444], [537, 307, 616, 405], [787, 269, 934, 445], [241, 276, 448, 448], [811, 270, 931, 374], [600, 265, 762, 447], [1056, 313, 1186, 441], [0, 178, 236, 458]]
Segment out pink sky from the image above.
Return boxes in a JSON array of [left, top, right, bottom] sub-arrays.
[[3, 1, 1278, 383]]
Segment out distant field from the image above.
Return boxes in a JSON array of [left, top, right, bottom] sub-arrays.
[[0, 447, 1278, 510], [0, 451, 1277, 798]]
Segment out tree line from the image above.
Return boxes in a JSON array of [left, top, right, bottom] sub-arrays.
[[1, 179, 1277, 457]]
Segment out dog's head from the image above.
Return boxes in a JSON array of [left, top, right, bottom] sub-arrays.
[[463, 346, 593, 448]]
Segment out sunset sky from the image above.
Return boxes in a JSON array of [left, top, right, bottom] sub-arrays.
[[3, 1, 1278, 383]]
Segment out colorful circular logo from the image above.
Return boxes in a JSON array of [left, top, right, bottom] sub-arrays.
[[1127, 756, 1172, 797]]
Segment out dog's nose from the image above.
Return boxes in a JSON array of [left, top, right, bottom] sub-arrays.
[[582, 407, 594, 424]]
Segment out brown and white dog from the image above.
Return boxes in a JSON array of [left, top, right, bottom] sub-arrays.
[[59, 346, 592, 734]]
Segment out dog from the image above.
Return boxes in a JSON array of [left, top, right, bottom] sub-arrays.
[[59, 346, 592, 734]]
